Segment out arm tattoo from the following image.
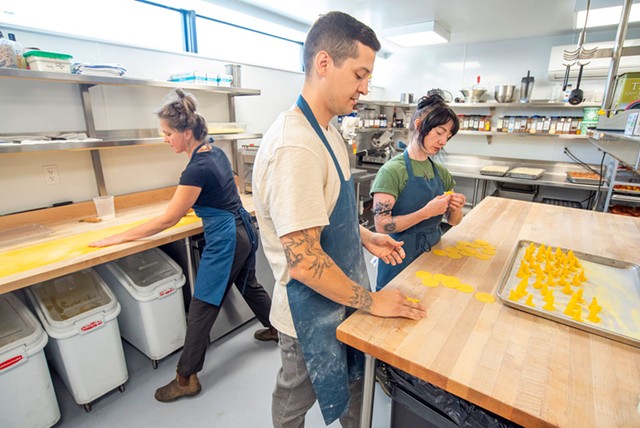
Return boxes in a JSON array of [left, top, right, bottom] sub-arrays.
[[373, 200, 397, 233], [383, 218, 397, 233], [349, 282, 373, 312], [372, 201, 393, 217], [281, 229, 334, 278]]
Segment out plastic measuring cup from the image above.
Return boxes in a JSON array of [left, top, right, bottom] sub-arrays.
[[93, 195, 115, 220]]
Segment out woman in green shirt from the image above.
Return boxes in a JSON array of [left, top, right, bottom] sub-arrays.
[[370, 94, 466, 289]]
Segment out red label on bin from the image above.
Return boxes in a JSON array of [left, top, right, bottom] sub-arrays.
[[159, 287, 175, 297], [0, 355, 23, 371], [81, 320, 103, 332]]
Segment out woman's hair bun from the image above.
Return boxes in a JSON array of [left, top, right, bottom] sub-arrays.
[[416, 93, 445, 110]]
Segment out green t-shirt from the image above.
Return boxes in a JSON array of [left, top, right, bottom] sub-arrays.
[[370, 153, 456, 199]]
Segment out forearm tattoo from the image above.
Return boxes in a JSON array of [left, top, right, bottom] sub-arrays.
[[373, 200, 397, 233], [281, 229, 334, 278], [349, 282, 373, 312]]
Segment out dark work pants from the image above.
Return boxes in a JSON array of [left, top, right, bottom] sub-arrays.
[[177, 219, 273, 377]]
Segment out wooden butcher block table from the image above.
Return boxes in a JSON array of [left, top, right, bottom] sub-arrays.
[[337, 196, 640, 428], [0, 186, 255, 295]]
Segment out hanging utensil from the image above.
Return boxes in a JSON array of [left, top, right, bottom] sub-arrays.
[[562, 63, 572, 91], [569, 63, 587, 105]]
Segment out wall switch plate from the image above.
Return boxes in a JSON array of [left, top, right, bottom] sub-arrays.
[[42, 164, 60, 185]]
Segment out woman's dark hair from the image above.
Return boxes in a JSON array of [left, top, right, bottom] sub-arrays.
[[409, 94, 459, 144], [157, 88, 208, 142], [303, 11, 381, 77]]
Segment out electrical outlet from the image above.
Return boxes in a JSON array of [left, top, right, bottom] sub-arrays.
[[42, 164, 60, 185]]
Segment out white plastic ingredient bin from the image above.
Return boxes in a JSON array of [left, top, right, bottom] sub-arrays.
[[0, 293, 60, 428], [94, 248, 187, 368], [26, 268, 128, 412]]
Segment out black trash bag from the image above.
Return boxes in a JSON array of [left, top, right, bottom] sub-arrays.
[[383, 362, 522, 428]]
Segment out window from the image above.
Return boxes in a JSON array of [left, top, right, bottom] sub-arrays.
[[0, 0, 304, 71], [0, 0, 185, 52], [196, 17, 302, 72]]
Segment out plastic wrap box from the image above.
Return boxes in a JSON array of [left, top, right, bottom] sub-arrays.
[[94, 248, 187, 366], [0, 293, 60, 428], [26, 269, 128, 408]]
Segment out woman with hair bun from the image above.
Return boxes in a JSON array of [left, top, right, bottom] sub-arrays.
[[370, 94, 466, 289], [90, 88, 277, 402]]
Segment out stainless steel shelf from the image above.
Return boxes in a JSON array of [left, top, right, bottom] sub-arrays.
[[0, 68, 261, 96], [355, 127, 408, 133], [459, 130, 588, 139], [611, 193, 640, 203], [0, 133, 262, 154], [450, 101, 601, 108], [588, 130, 640, 171], [356, 99, 416, 108]]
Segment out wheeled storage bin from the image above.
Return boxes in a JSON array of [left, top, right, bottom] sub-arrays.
[[26, 268, 128, 412], [94, 248, 187, 368], [0, 293, 60, 428]]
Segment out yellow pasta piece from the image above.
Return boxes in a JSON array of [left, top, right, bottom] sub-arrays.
[[474, 292, 495, 303], [415, 270, 432, 279], [422, 278, 440, 287]]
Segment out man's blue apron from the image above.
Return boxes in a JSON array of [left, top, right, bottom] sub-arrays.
[[191, 143, 258, 305], [376, 150, 445, 290], [287, 95, 370, 424]]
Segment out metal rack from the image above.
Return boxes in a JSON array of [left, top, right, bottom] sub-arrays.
[[0, 68, 262, 195]]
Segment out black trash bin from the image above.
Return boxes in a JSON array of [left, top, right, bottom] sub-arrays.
[[383, 363, 521, 428]]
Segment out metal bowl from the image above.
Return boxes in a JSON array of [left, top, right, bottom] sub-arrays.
[[460, 88, 487, 103], [494, 85, 516, 103]]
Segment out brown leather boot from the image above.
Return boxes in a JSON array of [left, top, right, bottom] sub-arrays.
[[254, 327, 279, 342], [154, 373, 202, 403]]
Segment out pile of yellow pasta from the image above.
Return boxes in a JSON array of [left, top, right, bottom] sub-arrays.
[[432, 239, 496, 260], [508, 243, 602, 323]]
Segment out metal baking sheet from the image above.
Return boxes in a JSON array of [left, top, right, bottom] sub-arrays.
[[508, 169, 545, 180], [567, 175, 603, 185], [496, 240, 640, 348], [480, 166, 510, 177]]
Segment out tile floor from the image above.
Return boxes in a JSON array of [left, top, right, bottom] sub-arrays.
[[52, 319, 393, 428]]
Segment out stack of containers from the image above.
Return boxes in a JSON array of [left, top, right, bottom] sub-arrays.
[[26, 269, 128, 412], [94, 248, 187, 368], [0, 293, 60, 428]]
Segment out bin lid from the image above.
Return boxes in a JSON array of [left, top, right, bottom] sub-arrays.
[[0, 294, 41, 355], [23, 50, 73, 60], [30, 269, 113, 323], [110, 248, 182, 292]]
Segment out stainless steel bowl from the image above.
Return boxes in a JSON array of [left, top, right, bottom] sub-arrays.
[[494, 85, 516, 103], [460, 88, 487, 103]]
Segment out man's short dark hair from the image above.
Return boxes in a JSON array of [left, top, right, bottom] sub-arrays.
[[303, 11, 381, 76]]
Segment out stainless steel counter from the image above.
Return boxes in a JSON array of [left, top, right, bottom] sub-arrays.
[[439, 153, 607, 207]]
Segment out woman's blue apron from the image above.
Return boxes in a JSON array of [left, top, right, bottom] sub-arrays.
[[191, 143, 257, 306], [376, 150, 445, 290], [286, 95, 370, 424]]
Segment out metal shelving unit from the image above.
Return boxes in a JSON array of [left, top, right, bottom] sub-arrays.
[[587, 130, 640, 212], [0, 68, 262, 195]]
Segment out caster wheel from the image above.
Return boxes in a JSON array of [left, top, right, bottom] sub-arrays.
[[83, 403, 92, 413], [152, 359, 159, 369], [118, 384, 126, 393]]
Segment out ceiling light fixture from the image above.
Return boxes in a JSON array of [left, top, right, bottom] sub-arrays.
[[575, 4, 640, 28], [383, 21, 450, 47]]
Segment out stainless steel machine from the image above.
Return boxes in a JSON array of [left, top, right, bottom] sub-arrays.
[[236, 144, 258, 194]]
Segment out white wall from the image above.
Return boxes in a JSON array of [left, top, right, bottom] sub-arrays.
[[0, 25, 303, 215], [1, 23, 637, 215]]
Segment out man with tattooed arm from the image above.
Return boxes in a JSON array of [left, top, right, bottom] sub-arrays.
[[252, 11, 427, 428]]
